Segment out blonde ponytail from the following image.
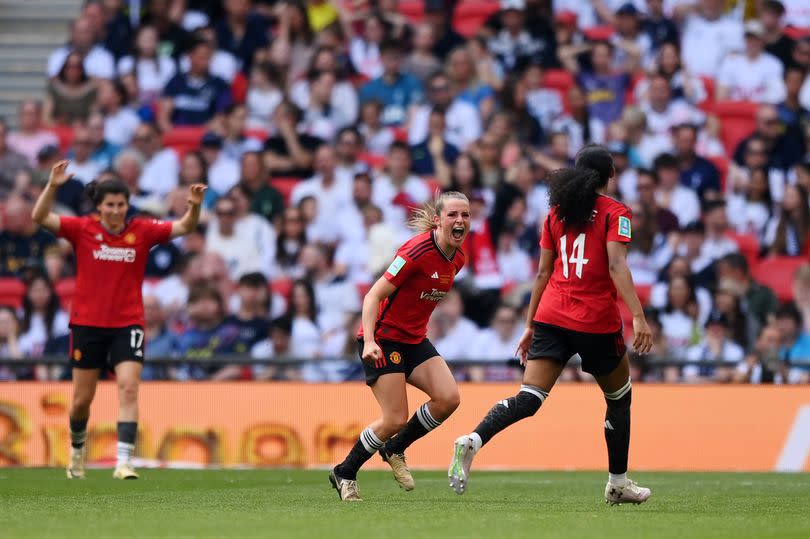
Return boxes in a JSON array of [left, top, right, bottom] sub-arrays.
[[408, 191, 469, 232]]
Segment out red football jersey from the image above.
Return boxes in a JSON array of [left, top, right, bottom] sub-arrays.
[[535, 195, 633, 334], [359, 231, 466, 344], [58, 215, 173, 328]]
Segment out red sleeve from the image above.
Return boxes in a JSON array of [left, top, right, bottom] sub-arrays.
[[383, 251, 417, 288], [57, 216, 83, 243], [145, 219, 173, 246], [539, 214, 554, 250], [606, 205, 633, 244]]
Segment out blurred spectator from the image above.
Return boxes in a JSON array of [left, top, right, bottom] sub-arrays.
[[500, 78, 543, 148], [409, 71, 482, 151], [717, 21, 785, 104], [551, 85, 607, 156], [200, 132, 240, 194], [522, 64, 562, 132], [291, 46, 360, 129], [684, 311, 744, 383], [777, 66, 809, 136], [735, 324, 787, 384], [626, 201, 673, 286], [98, 80, 140, 147], [729, 134, 787, 205], [635, 168, 679, 234], [403, 22, 441, 86], [0, 119, 30, 198], [764, 184, 810, 256], [460, 193, 503, 326], [487, 0, 546, 73], [0, 194, 59, 277], [552, 1, 596, 30], [372, 142, 431, 238], [774, 302, 810, 382], [160, 38, 233, 129], [447, 46, 497, 123], [714, 277, 759, 350], [16, 273, 69, 360], [0, 306, 22, 379], [409, 106, 459, 182], [496, 221, 533, 286], [180, 25, 239, 84], [761, 0, 795, 68], [116, 25, 178, 105], [251, 315, 298, 380], [173, 150, 216, 211], [611, 3, 652, 71], [673, 124, 720, 202], [172, 284, 248, 381], [10, 105, 58, 171], [680, 0, 743, 78], [268, 0, 314, 83], [359, 38, 424, 127], [466, 36, 505, 94], [91, 0, 132, 61], [299, 70, 355, 141], [143, 252, 198, 316], [65, 125, 102, 184], [220, 104, 263, 162], [564, 41, 631, 124], [346, 10, 388, 80], [467, 304, 521, 381], [286, 279, 322, 359], [716, 253, 778, 327], [733, 104, 802, 178], [432, 288, 480, 360], [238, 151, 284, 224], [424, 0, 465, 61], [215, 0, 270, 74], [131, 122, 180, 196], [225, 272, 270, 348], [358, 100, 395, 156], [727, 167, 773, 236], [274, 206, 307, 279], [659, 275, 701, 359], [47, 16, 115, 79], [141, 294, 175, 380], [654, 153, 700, 227], [43, 52, 98, 126], [643, 0, 678, 52], [263, 100, 321, 178], [635, 42, 707, 106], [334, 127, 368, 178], [245, 62, 283, 131], [84, 111, 122, 171], [140, 0, 191, 59], [641, 75, 704, 138], [700, 199, 739, 261]]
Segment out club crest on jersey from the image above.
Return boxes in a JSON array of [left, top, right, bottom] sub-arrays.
[[618, 216, 632, 238], [387, 256, 406, 276], [93, 244, 136, 263], [420, 288, 446, 302], [124, 233, 137, 244], [389, 351, 402, 364]]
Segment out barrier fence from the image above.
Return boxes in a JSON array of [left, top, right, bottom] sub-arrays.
[[1, 382, 808, 472]]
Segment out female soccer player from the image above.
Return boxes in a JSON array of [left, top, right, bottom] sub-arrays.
[[32, 160, 205, 480], [448, 145, 654, 505], [330, 191, 470, 501]]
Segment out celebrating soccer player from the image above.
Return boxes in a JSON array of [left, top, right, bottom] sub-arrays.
[[448, 146, 654, 505], [32, 160, 205, 480], [329, 192, 470, 501]]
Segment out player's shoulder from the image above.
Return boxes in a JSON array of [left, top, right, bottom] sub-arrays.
[[130, 216, 169, 229], [596, 194, 631, 216], [397, 231, 434, 260]]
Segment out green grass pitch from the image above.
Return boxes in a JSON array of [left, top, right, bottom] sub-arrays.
[[2, 469, 809, 538]]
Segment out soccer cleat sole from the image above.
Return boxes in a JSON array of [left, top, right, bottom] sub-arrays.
[[605, 498, 649, 506], [448, 441, 468, 495]]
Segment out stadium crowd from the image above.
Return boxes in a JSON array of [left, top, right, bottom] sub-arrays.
[[0, 0, 809, 383]]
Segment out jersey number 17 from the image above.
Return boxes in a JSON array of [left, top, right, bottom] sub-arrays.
[[560, 234, 589, 279]]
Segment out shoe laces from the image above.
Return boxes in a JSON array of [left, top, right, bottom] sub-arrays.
[[344, 479, 359, 498]]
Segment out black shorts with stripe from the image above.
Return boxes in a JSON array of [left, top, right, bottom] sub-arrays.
[[70, 324, 145, 371], [528, 322, 626, 376], [356, 338, 439, 386]]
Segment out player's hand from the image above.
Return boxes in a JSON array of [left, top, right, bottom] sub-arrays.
[[49, 160, 74, 187], [515, 326, 534, 366], [361, 340, 384, 364], [188, 183, 207, 206], [632, 316, 653, 355]]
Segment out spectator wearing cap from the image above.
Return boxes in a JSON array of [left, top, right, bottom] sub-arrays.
[[160, 38, 233, 131], [359, 38, 424, 127], [561, 41, 631, 125], [761, 0, 795, 68], [716, 253, 778, 328], [408, 71, 482, 151], [46, 16, 115, 80], [717, 20, 786, 104], [684, 311, 745, 383], [0, 119, 30, 198], [610, 3, 652, 72], [130, 122, 180, 196], [654, 153, 701, 227], [672, 124, 720, 202], [7, 100, 60, 167], [423, 0, 466, 61], [215, 0, 270, 75], [643, 0, 679, 52], [487, 0, 548, 74], [679, 0, 744, 78], [200, 131, 240, 194]]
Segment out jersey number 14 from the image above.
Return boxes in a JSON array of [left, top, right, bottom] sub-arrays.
[[560, 234, 589, 279]]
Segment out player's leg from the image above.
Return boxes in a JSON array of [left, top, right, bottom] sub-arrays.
[[331, 373, 409, 501], [112, 360, 142, 479], [592, 349, 651, 505], [380, 354, 459, 490], [67, 367, 101, 479]]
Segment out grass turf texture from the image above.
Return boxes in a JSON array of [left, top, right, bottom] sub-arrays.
[[2, 469, 809, 538]]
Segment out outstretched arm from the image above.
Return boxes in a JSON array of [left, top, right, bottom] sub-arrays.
[[32, 160, 73, 234], [170, 183, 206, 238]]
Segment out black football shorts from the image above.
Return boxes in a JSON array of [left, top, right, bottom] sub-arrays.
[[356, 338, 440, 386], [69, 325, 146, 371], [528, 322, 627, 376]]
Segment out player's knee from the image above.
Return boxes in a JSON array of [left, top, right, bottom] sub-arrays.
[[70, 395, 93, 416], [382, 413, 408, 436], [117, 380, 140, 405], [437, 389, 461, 417]]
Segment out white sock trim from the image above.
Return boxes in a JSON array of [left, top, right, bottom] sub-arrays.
[[416, 403, 441, 431], [609, 472, 628, 486], [519, 384, 549, 403], [116, 442, 135, 465], [604, 378, 631, 400], [360, 427, 384, 453]]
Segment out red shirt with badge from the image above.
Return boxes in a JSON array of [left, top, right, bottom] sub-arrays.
[[358, 231, 466, 344], [58, 215, 173, 328], [535, 195, 633, 334]]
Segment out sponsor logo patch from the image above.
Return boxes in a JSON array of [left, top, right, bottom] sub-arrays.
[[419, 288, 446, 302], [618, 216, 632, 239], [93, 244, 136, 262], [387, 256, 406, 276]]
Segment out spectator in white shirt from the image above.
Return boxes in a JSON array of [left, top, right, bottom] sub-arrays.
[[285, 279, 322, 359], [47, 16, 115, 80], [407, 72, 482, 150], [523, 64, 563, 131], [65, 125, 101, 185], [98, 79, 140, 146], [496, 221, 534, 286], [7, 100, 59, 167], [116, 25, 177, 105], [640, 74, 704, 137], [699, 199, 740, 262], [611, 3, 654, 72], [199, 132, 240, 194], [299, 70, 354, 142], [433, 288, 481, 361], [334, 127, 369, 180], [684, 311, 745, 382], [717, 20, 786, 104], [653, 153, 701, 227], [130, 122, 179, 196], [467, 304, 522, 381], [680, 0, 744, 78], [372, 142, 431, 238], [180, 26, 238, 83], [290, 46, 359, 128]]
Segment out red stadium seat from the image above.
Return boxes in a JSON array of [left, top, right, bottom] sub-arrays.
[[727, 232, 760, 269], [0, 278, 25, 309], [163, 126, 206, 156], [636, 283, 652, 306], [46, 125, 74, 154], [454, 1, 500, 37], [245, 128, 268, 143], [543, 69, 575, 94], [713, 101, 758, 155], [270, 177, 300, 205], [583, 25, 615, 41], [423, 176, 441, 196], [751, 257, 807, 304], [270, 278, 293, 300], [398, 0, 424, 23], [55, 278, 76, 311], [697, 75, 715, 111], [231, 71, 248, 104], [392, 126, 408, 142], [356, 283, 372, 300], [784, 26, 810, 40], [359, 152, 387, 169], [707, 155, 729, 193]]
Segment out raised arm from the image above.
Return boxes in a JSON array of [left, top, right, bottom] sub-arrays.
[[32, 160, 73, 234], [607, 241, 652, 354], [515, 247, 555, 364], [360, 276, 397, 363], [170, 183, 206, 238]]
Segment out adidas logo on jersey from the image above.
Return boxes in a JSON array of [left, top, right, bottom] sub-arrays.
[[431, 272, 439, 279]]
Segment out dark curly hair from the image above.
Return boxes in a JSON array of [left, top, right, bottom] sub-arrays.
[[547, 145, 614, 230]]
